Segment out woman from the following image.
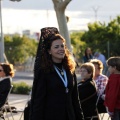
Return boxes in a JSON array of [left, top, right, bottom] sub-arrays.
[[90, 59, 108, 96], [0, 63, 15, 120], [0, 63, 14, 108], [78, 62, 98, 120], [90, 59, 108, 113], [30, 27, 84, 120], [83, 47, 93, 63]]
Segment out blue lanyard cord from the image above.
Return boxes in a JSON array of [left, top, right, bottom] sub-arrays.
[[54, 65, 68, 88]]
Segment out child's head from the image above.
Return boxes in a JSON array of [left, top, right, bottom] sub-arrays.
[[90, 59, 103, 75], [80, 62, 95, 80], [107, 57, 120, 74]]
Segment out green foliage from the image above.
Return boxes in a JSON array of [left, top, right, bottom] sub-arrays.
[[4, 34, 38, 64], [11, 82, 32, 95], [81, 16, 120, 59], [70, 31, 86, 59], [70, 16, 120, 61], [4, 15, 120, 65]]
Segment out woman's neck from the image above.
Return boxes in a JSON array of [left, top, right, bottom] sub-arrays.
[[52, 58, 62, 63]]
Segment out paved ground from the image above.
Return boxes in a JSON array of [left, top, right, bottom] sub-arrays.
[[12, 71, 33, 86], [5, 93, 110, 120], [3, 71, 110, 120], [3, 94, 29, 120], [4, 94, 110, 120]]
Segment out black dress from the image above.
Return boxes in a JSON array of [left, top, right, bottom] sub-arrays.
[[78, 78, 98, 120], [30, 63, 84, 120], [0, 77, 12, 108]]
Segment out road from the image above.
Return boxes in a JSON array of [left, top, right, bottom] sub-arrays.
[[7, 93, 110, 120], [2, 94, 29, 120], [12, 71, 33, 86]]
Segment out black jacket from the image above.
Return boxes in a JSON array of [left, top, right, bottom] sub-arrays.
[[30, 69, 84, 120], [0, 77, 11, 108], [78, 78, 97, 119]]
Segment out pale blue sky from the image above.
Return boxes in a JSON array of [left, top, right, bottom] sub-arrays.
[[2, 0, 120, 11], [1, 0, 120, 34]]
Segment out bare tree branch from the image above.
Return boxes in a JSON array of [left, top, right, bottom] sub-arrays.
[[62, 0, 71, 8], [52, 0, 71, 11], [52, 0, 72, 51]]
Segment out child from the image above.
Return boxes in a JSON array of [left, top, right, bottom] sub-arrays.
[[78, 62, 98, 119], [104, 57, 120, 120]]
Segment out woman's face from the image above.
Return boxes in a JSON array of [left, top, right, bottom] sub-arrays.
[[80, 68, 92, 80], [0, 65, 5, 77], [86, 48, 92, 54], [48, 39, 65, 63], [94, 64, 101, 76]]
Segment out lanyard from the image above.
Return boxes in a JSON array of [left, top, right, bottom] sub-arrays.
[[54, 65, 68, 88]]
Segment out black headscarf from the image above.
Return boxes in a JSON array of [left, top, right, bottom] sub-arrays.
[[34, 27, 59, 76], [30, 27, 60, 118]]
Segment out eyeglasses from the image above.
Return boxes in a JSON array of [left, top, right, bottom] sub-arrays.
[[80, 70, 88, 73], [0, 70, 3, 72]]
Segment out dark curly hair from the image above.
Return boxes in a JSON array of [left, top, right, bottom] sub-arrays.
[[39, 34, 76, 73], [0, 63, 15, 77]]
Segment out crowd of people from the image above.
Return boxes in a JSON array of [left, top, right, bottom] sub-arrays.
[[82, 47, 120, 120], [82, 48, 107, 74], [0, 27, 120, 120], [29, 27, 120, 120]]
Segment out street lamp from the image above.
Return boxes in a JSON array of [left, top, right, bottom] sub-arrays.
[[0, 0, 21, 62], [0, 0, 4, 62], [92, 6, 100, 22]]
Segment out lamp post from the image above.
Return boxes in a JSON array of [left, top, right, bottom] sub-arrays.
[[92, 6, 100, 22], [0, 0, 4, 62], [0, 0, 21, 62]]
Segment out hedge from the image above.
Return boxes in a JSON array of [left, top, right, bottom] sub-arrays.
[[11, 82, 32, 95]]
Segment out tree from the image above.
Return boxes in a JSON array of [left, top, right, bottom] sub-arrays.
[[52, 0, 72, 51], [4, 35, 38, 65], [70, 32, 86, 59], [81, 16, 120, 58]]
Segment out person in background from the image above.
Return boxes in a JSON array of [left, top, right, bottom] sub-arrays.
[[0, 63, 14, 119], [90, 59, 108, 97], [93, 52, 107, 74], [104, 57, 120, 120], [90, 59, 108, 113], [30, 27, 84, 120], [83, 47, 93, 63], [78, 62, 98, 120]]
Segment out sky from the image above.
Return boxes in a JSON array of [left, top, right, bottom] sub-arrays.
[[1, 0, 120, 34]]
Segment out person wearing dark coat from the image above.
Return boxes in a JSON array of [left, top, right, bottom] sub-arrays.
[[0, 63, 14, 119], [78, 62, 98, 120], [82, 47, 93, 63], [30, 27, 84, 120]]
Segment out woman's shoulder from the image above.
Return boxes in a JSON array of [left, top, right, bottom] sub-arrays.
[[109, 74, 120, 81], [78, 79, 91, 87], [0, 76, 12, 82], [99, 74, 108, 79], [0, 77, 12, 87]]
